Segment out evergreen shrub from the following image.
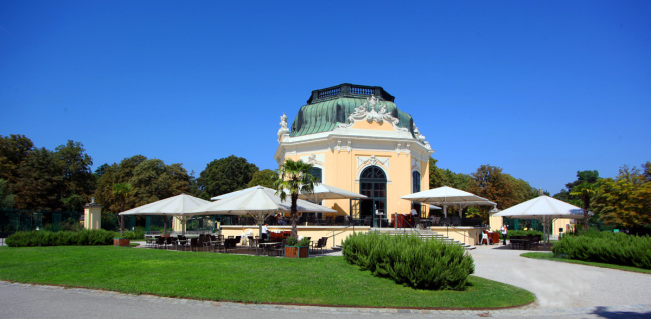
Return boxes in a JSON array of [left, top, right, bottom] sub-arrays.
[[499, 230, 544, 240], [122, 228, 145, 240], [5, 229, 116, 247], [342, 232, 474, 290], [552, 230, 651, 269]]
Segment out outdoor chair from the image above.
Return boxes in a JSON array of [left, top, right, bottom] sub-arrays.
[[267, 242, 284, 257], [190, 238, 201, 252], [145, 236, 155, 248], [162, 236, 174, 249], [155, 236, 165, 249], [176, 235, 188, 251], [431, 216, 441, 226], [248, 236, 257, 249], [480, 231, 491, 245], [201, 237, 211, 251], [312, 237, 328, 254]]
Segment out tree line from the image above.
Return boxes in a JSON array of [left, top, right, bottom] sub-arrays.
[[0, 134, 277, 214], [429, 157, 650, 232], [1, 134, 648, 231]]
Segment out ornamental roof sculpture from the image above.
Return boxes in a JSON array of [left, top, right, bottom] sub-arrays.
[[336, 94, 407, 132]]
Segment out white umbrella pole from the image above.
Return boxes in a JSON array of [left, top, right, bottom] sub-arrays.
[[443, 205, 448, 218]]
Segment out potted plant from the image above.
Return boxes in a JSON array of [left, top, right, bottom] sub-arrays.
[[285, 236, 310, 258], [114, 230, 131, 247]]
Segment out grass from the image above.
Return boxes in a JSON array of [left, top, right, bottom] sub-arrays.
[[521, 252, 651, 274], [0, 246, 534, 309]]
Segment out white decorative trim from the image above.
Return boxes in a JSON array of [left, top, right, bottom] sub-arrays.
[[355, 164, 391, 183], [277, 113, 290, 143], [357, 155, 390, 170], [413, 124, 432, 150], [300, 153, 325, 167], [411, 158, 421, 174], [337, 95, 409, 132], [335, 139, 352, 153]]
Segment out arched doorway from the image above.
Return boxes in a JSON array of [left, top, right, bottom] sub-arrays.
[[359, 165, 387, 227]]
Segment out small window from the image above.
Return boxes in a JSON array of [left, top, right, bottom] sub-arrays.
[[308, 167, 322, 183]]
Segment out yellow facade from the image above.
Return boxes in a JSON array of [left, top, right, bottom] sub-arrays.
[[276, 89, 434, 224]]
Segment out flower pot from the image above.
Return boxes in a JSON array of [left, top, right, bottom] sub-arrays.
[[285, 246, 309, 258], [114, 238, 130, 247]]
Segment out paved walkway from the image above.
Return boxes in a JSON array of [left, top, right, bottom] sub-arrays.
[[1, 245, 650, 318]]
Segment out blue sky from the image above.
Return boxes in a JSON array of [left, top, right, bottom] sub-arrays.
[[1, 1, 650, 195]]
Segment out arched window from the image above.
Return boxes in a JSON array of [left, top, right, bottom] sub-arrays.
[[412, 171, 422, 216], [308, 167, 322, 183], [412, 171, 421, 193]]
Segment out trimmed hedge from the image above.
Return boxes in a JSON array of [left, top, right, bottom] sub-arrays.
[[500, 230, 544, 240], [342, 232, 474, 290], [5, 229, 116, 247], [552, 230, 651, 269]]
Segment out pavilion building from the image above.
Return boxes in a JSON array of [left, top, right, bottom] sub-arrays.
[[275, 83, 435, 226]]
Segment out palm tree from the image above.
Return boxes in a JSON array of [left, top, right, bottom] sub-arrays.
[[113, 183, 133, 235], [274, 159, 319, 238], [569, 182, 596, 230]]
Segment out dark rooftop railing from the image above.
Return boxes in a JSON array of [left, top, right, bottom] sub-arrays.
[[317, 87, 341, 99], [308, 83, 395, 104]]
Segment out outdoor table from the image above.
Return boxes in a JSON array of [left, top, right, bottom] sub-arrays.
[[258, 242, 277, 256], [210, 240, 224, 252]]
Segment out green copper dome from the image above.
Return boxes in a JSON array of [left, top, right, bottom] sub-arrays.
[[290, 84, 415, 137]]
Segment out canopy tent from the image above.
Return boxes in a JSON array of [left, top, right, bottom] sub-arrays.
[[298, 183, 367, 203], [118, 193, 211, 234], [493, 195, 585, 246], [191, 186, 337, 237], [401, 186, 496, 218], [210, 185, 262, 201]]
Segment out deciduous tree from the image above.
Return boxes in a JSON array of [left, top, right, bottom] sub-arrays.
[[13, 148, 63, 210], [0, 134, 34, 184], [247, 169, 278, 188], [55, 140, 94, 211], [429, 157, 471, 190], [0, 179, 14, 209], [196, 155, 258, 199], [593, 162, 651, 231]]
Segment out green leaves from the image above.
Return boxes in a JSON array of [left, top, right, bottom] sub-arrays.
[[552, 231, 651, 269], [274, 159, 318, 238], [195, 155, 258, 199], [342, 232, 475, 290]]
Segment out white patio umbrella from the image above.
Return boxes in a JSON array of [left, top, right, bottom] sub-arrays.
[[191, 186, 336, 237], [298, 183, 367, 203], [401, 186, 496, 218], [493, 195, 584, 246], [210, 185, 262, 201], [118, 193, 211, 234]]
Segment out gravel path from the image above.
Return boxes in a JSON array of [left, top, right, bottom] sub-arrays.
[[470, 245, 651, 309]]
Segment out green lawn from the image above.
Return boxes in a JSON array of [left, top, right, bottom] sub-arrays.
[[0, 246, 533, 309], [521, 252, 651, 274]]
